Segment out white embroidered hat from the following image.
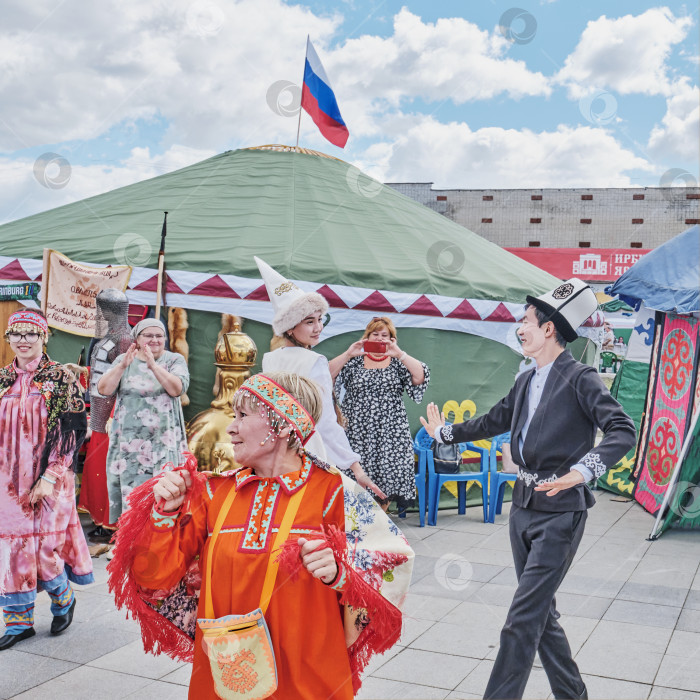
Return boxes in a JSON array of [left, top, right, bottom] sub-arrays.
[[254, 256, 329, 337], [526, 278, 598, 343]]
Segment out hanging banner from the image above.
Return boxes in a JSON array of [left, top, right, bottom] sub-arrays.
[[0, 282, 40, 302], [41, 249, 132, 336]]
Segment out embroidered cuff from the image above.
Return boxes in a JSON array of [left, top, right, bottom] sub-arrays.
[[324, 562, 347, 592], [151, 503, 182, 529], [570, 464, 594, 483], [434, 426, 444, 444], [576, 452, 607, 479]]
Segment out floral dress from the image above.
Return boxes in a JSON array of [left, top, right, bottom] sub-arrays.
[[335, 357, 430, 507], [106, 351, 189, 522]]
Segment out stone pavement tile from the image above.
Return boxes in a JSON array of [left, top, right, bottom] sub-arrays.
[[128, 681, 190, 699], [411, 555, 501, 588], [650, 686, 700, 699], [444, 692, 481, 699], [693, 571, 700, 592], [469, 583, 516, 608], [553, 591, 612, 619], [86, 640, 185, 679], [618, 582, 689, 608], [488, 567, 517, 587], [11, 666, 153, 699], [356, 676, 449, 699], [462, 547, 514, 567], [409, 578, 483, 603], [575, 620, 671, 684], [454, 659, 553, 699], [602, 599, 681, 629], [403, 592, 462, 622], [684, 590, 700, 610], [445, 600, 509, 632], [666, 630, 700, 657], [477, 530, 514, 553], [398, 521, 436, 542], [628, 556, 697, 589], [374, 648, 478, 690], [409, 620, 501, 661], [527, 615, 597, 667], [676, 609, 700, 633], [362, 643, 403, 676], [580, 674, 650, 700], [573, 533, 601, 561], [421, 530, 490, 554], [411, 554, 445, 584], [435, 514, 504, 535], [159, 665, 192, 686], [0, 650, 77, 699], [399, 616, 436, 646], [558, 573, 626, 599], [654, 654, 700, 694], [14, 617, 141, 664]]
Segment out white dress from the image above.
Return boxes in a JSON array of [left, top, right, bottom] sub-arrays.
[[262, 347, 360, 469]]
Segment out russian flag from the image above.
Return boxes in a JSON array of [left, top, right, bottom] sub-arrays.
[[301, 38, 349, 149]]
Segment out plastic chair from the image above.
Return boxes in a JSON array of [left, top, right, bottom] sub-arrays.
[[414, 426, 490, 526], [488, 432, 516, 523], [410, 431, 430, 527]]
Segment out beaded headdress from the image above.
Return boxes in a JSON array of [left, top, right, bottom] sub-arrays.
[[5, 309, 49, 339], [234, 374, 315, 446]]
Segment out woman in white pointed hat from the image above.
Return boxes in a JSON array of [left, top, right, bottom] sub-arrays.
[[255, 257, 385, 498]]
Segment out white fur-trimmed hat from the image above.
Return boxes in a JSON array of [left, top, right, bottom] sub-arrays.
[[526, 278, 598, 343], [254, 256, 329, 337]]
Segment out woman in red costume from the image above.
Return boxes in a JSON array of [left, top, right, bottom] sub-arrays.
[[109, 371, 413, 698]]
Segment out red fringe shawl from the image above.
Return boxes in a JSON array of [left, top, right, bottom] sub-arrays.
[[277, 524, 409, 695], [106, 452, 204, 663]]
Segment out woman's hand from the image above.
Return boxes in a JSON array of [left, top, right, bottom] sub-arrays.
[[142, 345, 158, 371], [298, 537, 338, 584], [386, 338, 403, 358], [350, 462, 387, 500], [153, 470, 192, 512], [120, 343, 138, 369], [346, 340, 366, 358], [29, 478, 54, 506], [419, 402, 445, 438]]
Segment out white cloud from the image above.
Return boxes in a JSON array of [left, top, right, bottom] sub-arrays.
[[355, 116, 654, 188], [0, 144, 214, 224], [556, 7, 693, 98], [647, 79, 700, 161]]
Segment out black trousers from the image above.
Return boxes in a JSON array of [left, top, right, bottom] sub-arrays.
[[483, 505, 587, 700]]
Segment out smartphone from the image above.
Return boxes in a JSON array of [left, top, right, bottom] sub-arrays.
[[364, 340, 387, 353]]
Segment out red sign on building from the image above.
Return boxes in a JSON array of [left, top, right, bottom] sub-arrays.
[[506, 248, 651, 281]]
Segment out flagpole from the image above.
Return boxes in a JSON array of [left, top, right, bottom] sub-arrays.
[[295, 35, 309, 150]]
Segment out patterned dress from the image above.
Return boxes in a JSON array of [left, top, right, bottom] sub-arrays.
[[106, 351, 189, 522], [335, 357, 430, 507], [0, 356, 93, 604]]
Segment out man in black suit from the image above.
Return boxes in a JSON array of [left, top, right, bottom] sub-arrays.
[[421, 279, 636, 700]]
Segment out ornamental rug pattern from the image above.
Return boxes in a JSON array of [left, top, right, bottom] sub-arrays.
[[635, 314, 699, 514]]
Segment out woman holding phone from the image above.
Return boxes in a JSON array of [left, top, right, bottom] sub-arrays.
[[330, 317, 429, 511]]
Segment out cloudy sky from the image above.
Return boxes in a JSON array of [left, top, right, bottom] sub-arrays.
[[1, 0, 697, 224]]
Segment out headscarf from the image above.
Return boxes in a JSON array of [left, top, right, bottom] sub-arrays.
[[234, 374, 315, 445], [131, 318, 166, 340]]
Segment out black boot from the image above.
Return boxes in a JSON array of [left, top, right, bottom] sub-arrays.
[[50, 598, 76, 635], [0, 628, 36, 650]]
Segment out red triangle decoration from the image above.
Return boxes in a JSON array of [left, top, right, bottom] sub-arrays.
[[316, 284, 348, 308], [484, 303, 516, 323], [189, 275, 241, 298], [245, 285, 270, 301], [0, 259, 30, 281], [446, 299, 481, 320], [353, 290, 397, 313], [132, 275, 185, 295], [403, 295, 443, 317]]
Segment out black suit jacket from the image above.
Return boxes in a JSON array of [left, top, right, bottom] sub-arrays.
[[440, 350, 636, 512]]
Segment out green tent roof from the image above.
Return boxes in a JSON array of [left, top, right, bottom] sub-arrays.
[[0, 147, 559, 301]]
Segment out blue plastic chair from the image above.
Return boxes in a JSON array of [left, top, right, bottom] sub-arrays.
[[414, 426, 490, 526], [409, 431, 429, 527], [488, 432, 516, 523]]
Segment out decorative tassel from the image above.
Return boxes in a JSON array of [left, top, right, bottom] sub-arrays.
[[107, 452, 205, 662]]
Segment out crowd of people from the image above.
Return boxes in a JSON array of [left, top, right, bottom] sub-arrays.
[[0, 264, 635, 700]]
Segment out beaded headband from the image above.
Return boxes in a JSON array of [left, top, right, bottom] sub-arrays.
[[235, 374, 315, 445], [5, 310, 49, 336]]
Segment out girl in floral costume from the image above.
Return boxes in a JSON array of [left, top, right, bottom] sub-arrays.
[[108, 371, 414, 698], [0, 309, 93, 650]]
